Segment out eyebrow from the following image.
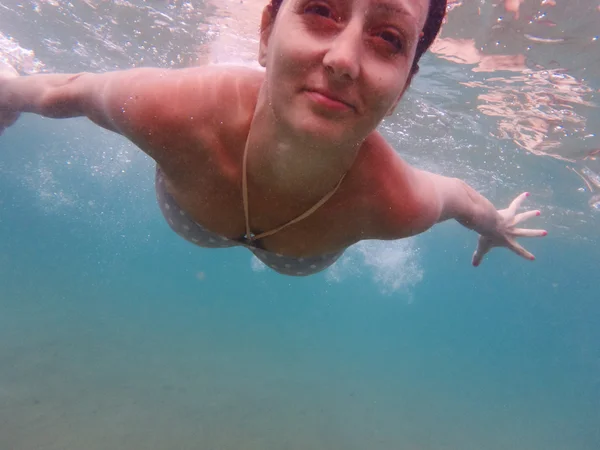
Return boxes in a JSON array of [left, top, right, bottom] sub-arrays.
[[370, 1, 420, 43], [372, 2, 418, 21]]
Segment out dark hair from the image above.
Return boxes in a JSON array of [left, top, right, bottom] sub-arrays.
[[268, 0, 447, 74]]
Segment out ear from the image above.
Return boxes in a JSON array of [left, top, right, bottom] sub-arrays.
[[385, 72, 414, 116], [258, 6, 275, 67]]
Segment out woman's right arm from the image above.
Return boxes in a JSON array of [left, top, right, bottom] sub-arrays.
[[1, 71, 122, 130], [0, 65, 223, 164]]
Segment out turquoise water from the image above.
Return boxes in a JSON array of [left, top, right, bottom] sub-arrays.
[[1, 1, 600, 449]]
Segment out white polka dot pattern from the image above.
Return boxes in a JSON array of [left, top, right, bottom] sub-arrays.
[[155, 167, 344, 276]]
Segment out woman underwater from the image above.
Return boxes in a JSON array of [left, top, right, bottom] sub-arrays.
[[0, 0, 546, 276]]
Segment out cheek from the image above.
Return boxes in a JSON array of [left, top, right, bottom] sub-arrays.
[[268, 38, 302, 76], [367, 75, 406, 113]]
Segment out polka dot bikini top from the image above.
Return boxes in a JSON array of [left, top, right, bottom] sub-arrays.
[[155, 168, 344, 276]]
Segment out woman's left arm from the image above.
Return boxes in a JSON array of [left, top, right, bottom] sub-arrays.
[[415, 171, 547, 266]]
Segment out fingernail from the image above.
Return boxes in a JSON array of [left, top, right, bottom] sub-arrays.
[[536, 211, 541, 216], [530, 255, 536, 261], [542, 231, 547, 236]]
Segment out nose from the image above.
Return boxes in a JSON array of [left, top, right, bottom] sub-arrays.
[[322, 21, 361, 81]]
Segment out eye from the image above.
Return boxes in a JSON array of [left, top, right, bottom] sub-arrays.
[[304, 3, 335, 19], [374, 30, 404, 53]]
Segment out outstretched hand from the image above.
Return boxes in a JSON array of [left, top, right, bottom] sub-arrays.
[[472, 192, 547, 267], [0, 60, 21, 136]]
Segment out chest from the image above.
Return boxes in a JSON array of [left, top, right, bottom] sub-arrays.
[[159, 164, 385, 257], [157, 137, 406, 257]]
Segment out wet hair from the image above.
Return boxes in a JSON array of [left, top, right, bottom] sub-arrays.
[[267, 0, 447, 74]]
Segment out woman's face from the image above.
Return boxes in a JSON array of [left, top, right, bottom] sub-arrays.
[[259, 0, 429, 145]]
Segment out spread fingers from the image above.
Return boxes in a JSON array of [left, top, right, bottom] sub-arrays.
[[513, 209, 541, 224], [510, 228, 548, 238], [472, 239, 492, 267], [508, 192, 530, 215], [508, 238, 535, 261]]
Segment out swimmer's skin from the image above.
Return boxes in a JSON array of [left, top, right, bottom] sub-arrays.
[[0, 65, 545, 266], [0, 0, 546, 267]]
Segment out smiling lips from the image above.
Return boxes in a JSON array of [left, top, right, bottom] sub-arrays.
[[305, 88, 356, 112]]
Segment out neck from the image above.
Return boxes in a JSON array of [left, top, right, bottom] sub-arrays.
[[245, 85, 362, 202]]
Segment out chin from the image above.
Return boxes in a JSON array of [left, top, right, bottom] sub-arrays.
[[293, 116, 354, 144], [283, 104, 355, 141]]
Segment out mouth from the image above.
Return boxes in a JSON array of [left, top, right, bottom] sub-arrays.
[[304, 88, 356, 112]]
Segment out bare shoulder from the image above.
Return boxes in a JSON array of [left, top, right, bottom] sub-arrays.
[[95, 64, 263, 171], [183, 65, 263, 109], [112, 64, 263, 131], [159, 65, 263, 140], [354, 133, 441, 239], [197, 65, 264, 132], [183, 65, 263, 169]]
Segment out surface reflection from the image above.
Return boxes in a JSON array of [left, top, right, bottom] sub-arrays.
[[569, 165, 600, 211], [435, 0, 599, 207], [0, 0, 599, 215]]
